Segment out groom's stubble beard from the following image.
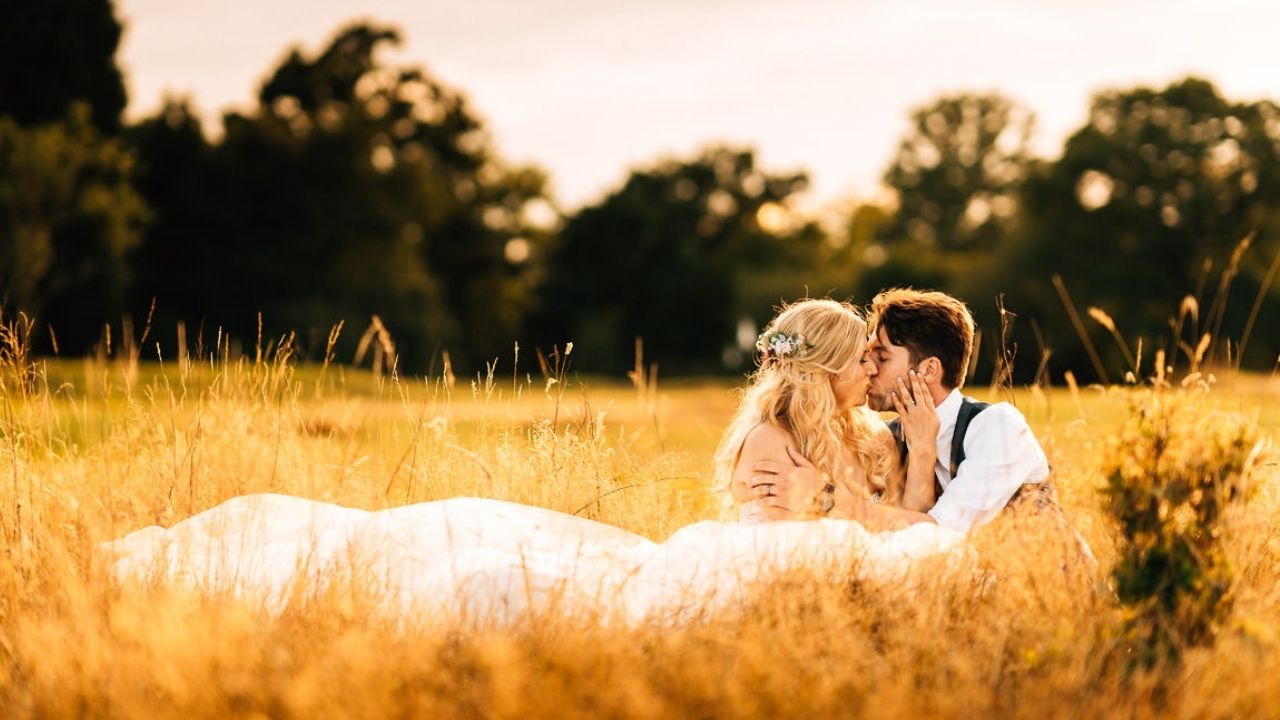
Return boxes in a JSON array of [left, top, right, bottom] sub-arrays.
[[866, 386, 891, 412]]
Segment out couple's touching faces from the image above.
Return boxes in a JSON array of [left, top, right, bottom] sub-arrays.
[[822, 323, 936, 415], [866, 325, 945, 412], [722, 291, 1054, 534]]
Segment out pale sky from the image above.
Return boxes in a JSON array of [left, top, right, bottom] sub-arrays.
[[116, 0, 1280, 212]]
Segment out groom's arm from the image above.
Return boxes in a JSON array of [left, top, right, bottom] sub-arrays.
[[927, 404, 1049, 532]]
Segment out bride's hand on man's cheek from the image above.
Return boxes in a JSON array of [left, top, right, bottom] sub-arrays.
[[892, 371, 940, 449]]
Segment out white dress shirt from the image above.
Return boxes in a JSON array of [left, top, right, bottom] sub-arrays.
[[924, 388, 1050, 532]]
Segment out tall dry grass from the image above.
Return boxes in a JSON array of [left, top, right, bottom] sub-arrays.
[[0, 315, 1277, 718]]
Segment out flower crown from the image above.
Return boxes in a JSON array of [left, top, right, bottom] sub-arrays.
[[756, 330, 812, 364]]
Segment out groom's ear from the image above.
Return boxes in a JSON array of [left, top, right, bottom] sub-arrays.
[[918, 357, 943, 383]]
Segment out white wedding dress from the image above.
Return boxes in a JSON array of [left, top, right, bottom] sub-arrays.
[[104, 494, 964, 625]]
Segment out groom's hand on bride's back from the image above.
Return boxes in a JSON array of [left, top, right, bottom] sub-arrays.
[[748, 446, 821, 514], [732, 424, 822, 518]]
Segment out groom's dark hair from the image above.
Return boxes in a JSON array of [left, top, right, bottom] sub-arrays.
[[868, 288, 975, 389]]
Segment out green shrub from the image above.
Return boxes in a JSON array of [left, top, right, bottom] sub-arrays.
[[1101, 389, 1263, 669]]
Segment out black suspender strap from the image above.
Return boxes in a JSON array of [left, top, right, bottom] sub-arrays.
[[886, 417, 907, 464], [949, 397, 990, 478]]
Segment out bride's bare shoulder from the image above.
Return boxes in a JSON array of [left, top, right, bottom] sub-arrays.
[[739, 422, 796, 459]]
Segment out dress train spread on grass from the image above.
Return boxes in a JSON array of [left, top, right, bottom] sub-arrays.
[[104, 494, 964, 624]]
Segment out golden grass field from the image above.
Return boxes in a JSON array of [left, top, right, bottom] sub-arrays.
[[0, 341, 1278, 718]]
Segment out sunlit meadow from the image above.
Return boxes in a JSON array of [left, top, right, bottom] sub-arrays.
[[0, 316, 1277, 718]]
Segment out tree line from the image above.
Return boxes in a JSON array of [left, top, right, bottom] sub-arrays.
[[3, 5, 1278, 380]]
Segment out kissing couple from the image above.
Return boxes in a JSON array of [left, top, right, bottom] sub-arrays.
[[721, 288, 1055, 533], [106, 288, 1069, 622]]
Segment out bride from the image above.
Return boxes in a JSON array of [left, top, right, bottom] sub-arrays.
[[105, 300, 963, 624]]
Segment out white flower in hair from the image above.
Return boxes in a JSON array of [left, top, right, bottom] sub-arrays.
[[756, 330, 812, 363]]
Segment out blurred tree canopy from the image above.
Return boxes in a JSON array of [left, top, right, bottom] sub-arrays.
[[0, 0, 140, 352], [0, 0, 127, 132], [125, 23, 554, 369], [0, 108, 146, 350], [852, 93, 1035, 377], [884, 93, 1033, 253], [857, 94, 1033, 334], [534, 147, 814, 373], [1003, 78, 1280, 377], [852, 81, 1280, 383], [3, 0, 1279, 380]]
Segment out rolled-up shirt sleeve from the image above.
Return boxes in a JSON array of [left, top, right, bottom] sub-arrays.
[[927, 404, 1049, 532]]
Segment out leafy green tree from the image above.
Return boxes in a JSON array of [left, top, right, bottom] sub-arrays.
[[535, 147, 812, 373], [124, 100, 215, 337], [0, 0, 127, 132], [849, 94, 1033, 379], [883, 93, 1033, 254], [0, 0, 142, 351], [128, 23, 554, 369], [0, 106, 147, 348], [1007, 78, 1280, 376]]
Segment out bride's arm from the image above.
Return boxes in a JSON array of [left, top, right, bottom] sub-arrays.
[[892, 373, 941, 512], [899, 442, 939, 512]]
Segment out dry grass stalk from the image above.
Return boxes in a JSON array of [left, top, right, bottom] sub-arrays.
[[1052, 274, 1109, 384]]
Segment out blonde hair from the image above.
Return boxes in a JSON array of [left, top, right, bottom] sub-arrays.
[[713, 299, 894, 512]]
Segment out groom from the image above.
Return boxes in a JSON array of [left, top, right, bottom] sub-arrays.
[[863, 288, 1051, 531], [752, 288, 1051, 532]]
